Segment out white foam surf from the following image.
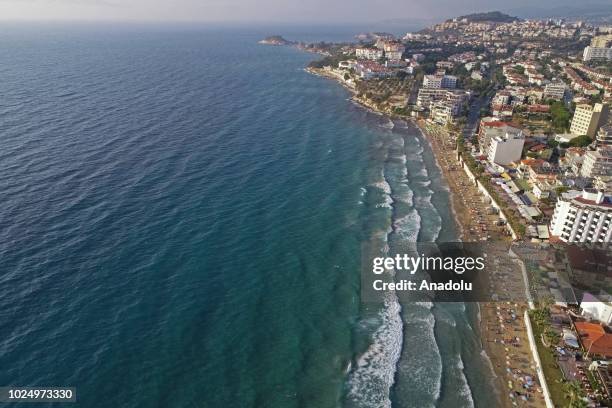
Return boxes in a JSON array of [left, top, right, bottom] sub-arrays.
[[372, 179, 393, 209], [347, 292, 403, 408], [455, 355, 476, 408], [393, 209, 421, 242], [396, 308, 443, 405], [380, 119, 395, 130]]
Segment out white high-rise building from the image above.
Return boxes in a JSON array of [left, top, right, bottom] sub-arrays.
[[416, 88, 469, 114], [550, 190, 612, 243], [477, 119, 522, 156], [423, 74, 457, 89], [487, 129, 525, 165], [583, 46, 612, 62], [591, 35, 612, 48], [543, 81, 567, 100], [581, 148, 612, 178], [598, 124, 612, 149]]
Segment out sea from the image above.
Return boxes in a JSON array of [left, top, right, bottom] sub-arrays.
[[0, 23, 499, 407]]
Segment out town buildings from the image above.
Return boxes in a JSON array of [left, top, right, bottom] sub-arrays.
[[334, 16, 612, 249]]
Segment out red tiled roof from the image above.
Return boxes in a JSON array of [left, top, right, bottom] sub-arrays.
[[528, 104, 550, 113], [566, 246, 612, 272], [530, 144, 547, 152], [574, 196, 612, 208], [520, 158, 546, 166], [575, 322, 612, 357]]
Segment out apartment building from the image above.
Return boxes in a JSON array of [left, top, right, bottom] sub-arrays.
[[594, 175, 612, 191], [550, 190, 612, 243], [581, 148, 612, 178], [355, 47, 384, 60], [416, 88, 468, 113], [543, 81, 567, 100], [355, 61, 394, 80], [422, 74, 457, 89], [477, 118, 522, 156], [592, 34, 612, 48], [583, 46, 612, 62], [598, 124, 612, 149], [570, 103, 609, 137], [383, 42, 405, 60], [487, 130, 525, 165], [430, 102, 454, 125]]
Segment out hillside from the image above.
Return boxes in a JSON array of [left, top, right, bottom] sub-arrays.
[[454, 11, 521, 23]]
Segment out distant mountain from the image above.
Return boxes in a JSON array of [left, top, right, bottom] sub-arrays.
[[504, 3, 612, 22], [453, 11, 521, 23]]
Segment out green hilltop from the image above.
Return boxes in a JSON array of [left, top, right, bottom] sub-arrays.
[[453, 11, 521, 23]]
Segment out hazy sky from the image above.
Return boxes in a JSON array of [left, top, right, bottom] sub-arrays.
[[0, 0, 608, 23]]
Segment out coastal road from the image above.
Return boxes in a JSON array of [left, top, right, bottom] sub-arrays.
[[407, 79, 419, 105], [462, 95, 491, 141]]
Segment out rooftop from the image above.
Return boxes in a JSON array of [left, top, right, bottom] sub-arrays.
[[575, 321, 612, 357]]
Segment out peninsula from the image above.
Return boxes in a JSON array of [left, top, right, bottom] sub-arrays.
[[258, 35, 295, 46]]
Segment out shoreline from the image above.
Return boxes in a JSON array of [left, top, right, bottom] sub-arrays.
[[306, 66, 545, 408], [306, 67, 475, 240]]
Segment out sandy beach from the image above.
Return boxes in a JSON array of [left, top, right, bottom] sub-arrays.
[[307, 67, 546, 407], [416, 121, 547, 408]]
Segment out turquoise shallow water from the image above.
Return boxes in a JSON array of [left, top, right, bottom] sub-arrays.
[[0, 24, 497, 407]]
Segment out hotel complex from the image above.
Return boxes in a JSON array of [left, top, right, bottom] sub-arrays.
[[550, 190, 612, 243]]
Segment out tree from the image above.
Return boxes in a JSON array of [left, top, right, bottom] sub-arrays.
[[561, 135, 593, 148], [544, 328, 561, 345], [563, 381, 587, 408], [529, 307, 550, 327], [550, 101, 571, 132], [567, 135, 592, 147]]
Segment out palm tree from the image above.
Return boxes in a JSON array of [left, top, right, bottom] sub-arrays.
[[569, 398, 588, 408], [563, 381, 587, 408]]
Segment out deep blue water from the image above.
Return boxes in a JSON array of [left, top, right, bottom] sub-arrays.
[[0, 24, 498, 407]]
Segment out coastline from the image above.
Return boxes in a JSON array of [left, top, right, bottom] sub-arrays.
[[305, 67, 473, 238], [306, 66, 546, 408]]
